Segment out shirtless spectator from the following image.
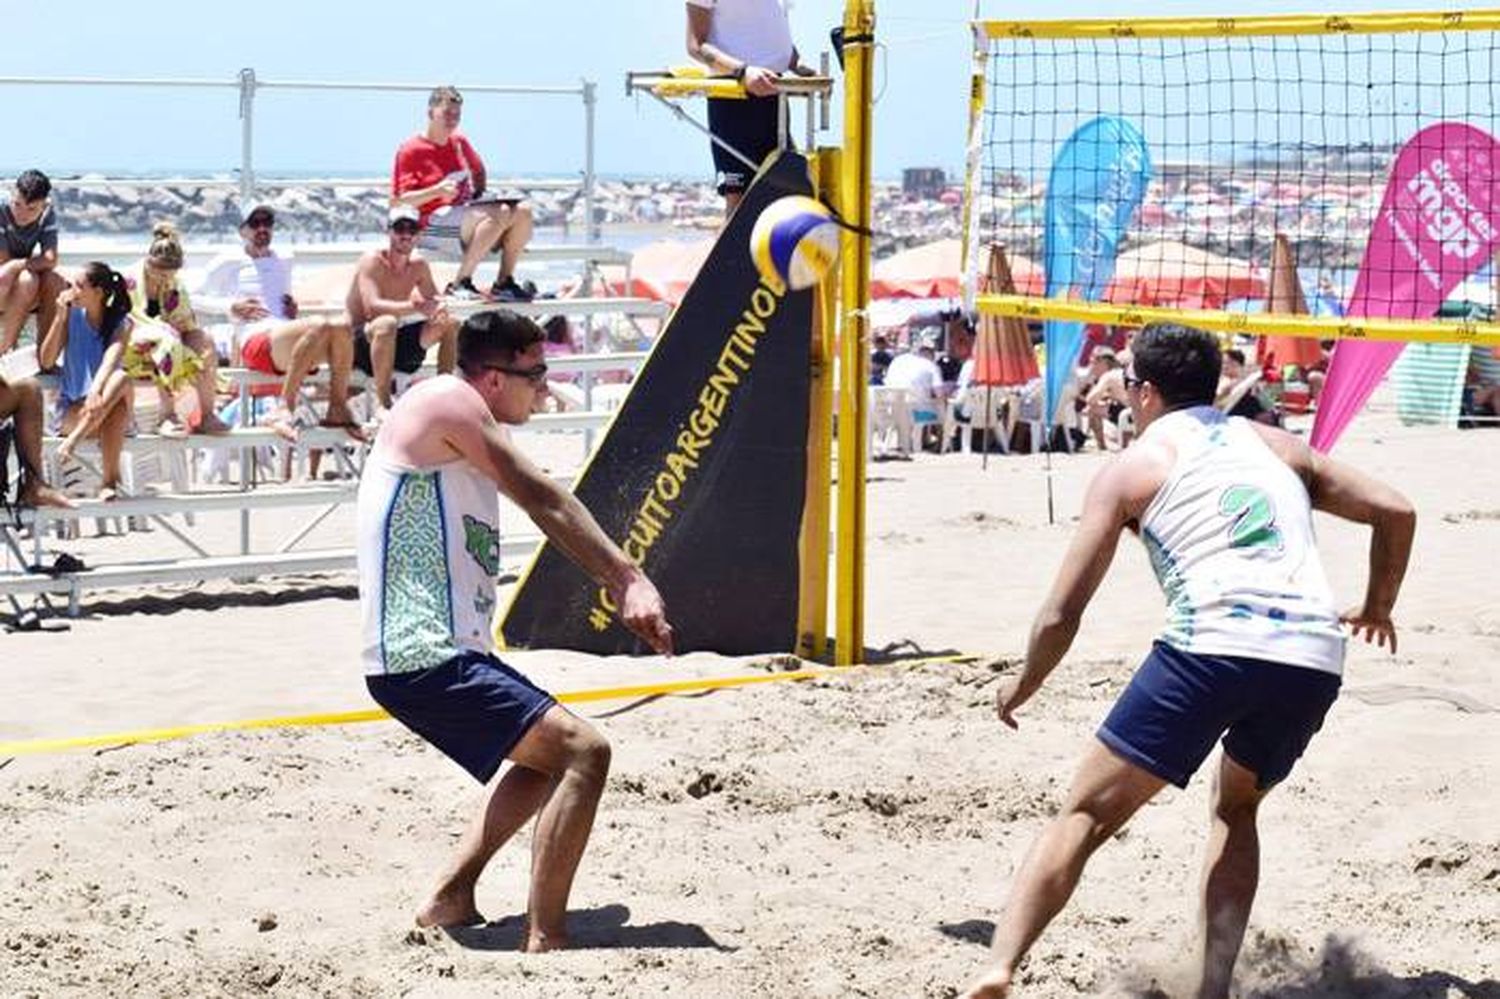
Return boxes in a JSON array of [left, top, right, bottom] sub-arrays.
[[346, 205, 459, 418], [0, 374, 72, 509], [1082, 347, 1132, 451], [392, 86, 535, 303], [0, 170, 67, 355], [197, 205, 361, 441]]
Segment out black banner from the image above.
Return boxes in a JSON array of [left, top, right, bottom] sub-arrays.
[[500, 151, 814, 655]]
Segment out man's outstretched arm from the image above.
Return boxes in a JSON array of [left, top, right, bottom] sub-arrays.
[[997, 461, 1133, 727]]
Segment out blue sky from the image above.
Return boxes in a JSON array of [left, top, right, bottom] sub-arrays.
[[0, 0, 1443, 183]]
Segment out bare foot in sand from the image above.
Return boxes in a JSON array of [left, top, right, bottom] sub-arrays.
[[414, 892, 483, 930], [962, 967, 1013, 999], [523, 927, 569, 953], [19, 482, 76, 510]]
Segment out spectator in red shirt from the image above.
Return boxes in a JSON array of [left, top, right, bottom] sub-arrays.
[[391, 86, 536, 303]]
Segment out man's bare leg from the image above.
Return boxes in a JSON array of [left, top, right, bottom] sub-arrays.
[[415, 704, 611, 953], [320, 318, 361, 431], [363, 316, 399, 411], [1195, 753, 1266, 999], [416, 764, 557, 929], [496, 203, 534, 284], [457, 208, 506, 286], [0, 377, 72, 508], [964, 740, 1166, 999], [422, 316, 458, 376], [0, 270, 41, 354], [33, 271, 65, 351]]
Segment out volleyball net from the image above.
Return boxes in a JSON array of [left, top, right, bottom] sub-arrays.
[[962, 10, 1500, 352]]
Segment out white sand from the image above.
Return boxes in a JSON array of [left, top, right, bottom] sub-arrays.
[[2, 409, 1497, 998]]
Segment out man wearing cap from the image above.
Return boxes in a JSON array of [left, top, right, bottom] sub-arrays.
[[197, 205, 363, 441], [686, 0, 815, 215], [346, 205, 459, 416], [391, 86, 536, 303]]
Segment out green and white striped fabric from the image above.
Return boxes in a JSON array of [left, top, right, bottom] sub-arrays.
[[1393, 342, 1471, 427]]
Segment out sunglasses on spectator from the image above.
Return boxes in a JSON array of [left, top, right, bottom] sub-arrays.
[[390, 220, 420, 235], [1123, 371, 1143, 390], [486, 363, 549, 386]]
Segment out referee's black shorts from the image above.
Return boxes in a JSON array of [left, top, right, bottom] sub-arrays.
[[707, 95, 791, 195]]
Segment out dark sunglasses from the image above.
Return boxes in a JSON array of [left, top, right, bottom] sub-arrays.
[[245, 217, 274, 230], [486, 362, 549, 386], [1123, 371, 1143, 390], [390, 220, 420, 235]]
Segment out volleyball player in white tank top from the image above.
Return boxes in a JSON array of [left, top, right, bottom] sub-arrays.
[[965, 324, 1415, 999]]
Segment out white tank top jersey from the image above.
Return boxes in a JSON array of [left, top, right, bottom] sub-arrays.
[[357, 446, 502, 676], [1136, 407, 1346, 676]]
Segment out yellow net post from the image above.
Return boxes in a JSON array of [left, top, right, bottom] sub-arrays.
[[797, 148, 841, 661], [835, 0, 876, 666]]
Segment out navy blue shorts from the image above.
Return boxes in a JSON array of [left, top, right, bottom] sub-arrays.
[[1098, 642, 1341, 790], [367, 650, 557, 784]]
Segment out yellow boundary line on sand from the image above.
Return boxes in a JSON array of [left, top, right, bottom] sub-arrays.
[[0, 654, 975, 759]]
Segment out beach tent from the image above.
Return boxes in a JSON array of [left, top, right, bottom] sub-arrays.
[[1105, 240, 1265, 309], [870, 238, 1042, 300]]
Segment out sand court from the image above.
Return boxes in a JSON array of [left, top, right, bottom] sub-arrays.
[[2, 409, 1497, 997]]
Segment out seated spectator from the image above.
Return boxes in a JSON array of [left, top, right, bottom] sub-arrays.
[[392, 86, 535, 303], [37, 263, 134, 500], [870, 334, 893, 386], [346, 205, 460, 417], [128, 223, 231, 437], [540, 315, 580, 382], [1216, 347, 1277, 425], [195, 203, 297, 350], [1080, 347, 1131, 451], [885, 332, 947, 449], [0, 170, 67, 355], [0, 373, 72, 509], [197, 205, 361, 442]]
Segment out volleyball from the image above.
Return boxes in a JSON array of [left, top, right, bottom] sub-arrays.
[[749, 195, 840, 292]]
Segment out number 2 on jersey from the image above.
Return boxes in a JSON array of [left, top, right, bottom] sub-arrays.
[[1219, 485, 1283, 553]]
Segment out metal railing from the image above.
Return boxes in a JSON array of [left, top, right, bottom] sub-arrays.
[[0, 71, 602, 243]]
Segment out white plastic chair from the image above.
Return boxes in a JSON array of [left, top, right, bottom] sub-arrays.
[[869, 386, 915, 457]]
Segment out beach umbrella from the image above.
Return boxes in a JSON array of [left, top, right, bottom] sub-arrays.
[[871, 238, 1042, 300], [595, 238, 714, 304], [1105, 240, 1264, 309], [973, 243, 1040, 388], [1259, 233, 1324, 372], [970, 244, 1041, 469]]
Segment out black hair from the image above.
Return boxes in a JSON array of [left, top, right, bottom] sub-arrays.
[[1131, 323, 1221, 409], [457, 309, 544, 377], [541, 315, 571, 345], [1225, 348, 1247, 366], [15, 169, 50, 203], [81, 261, 133, 343]]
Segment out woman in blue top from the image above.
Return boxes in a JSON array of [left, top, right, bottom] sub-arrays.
[[38, 261, 134, 500]]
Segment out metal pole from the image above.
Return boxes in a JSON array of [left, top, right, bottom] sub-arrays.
[[238, 68, 257, 207], [583, 80, 599, 244]]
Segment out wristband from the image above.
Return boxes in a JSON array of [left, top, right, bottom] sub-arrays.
[[732, 65, 747, 82]]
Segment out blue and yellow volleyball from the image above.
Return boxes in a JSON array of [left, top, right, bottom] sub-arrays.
[[749, 196, 840, 293]]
